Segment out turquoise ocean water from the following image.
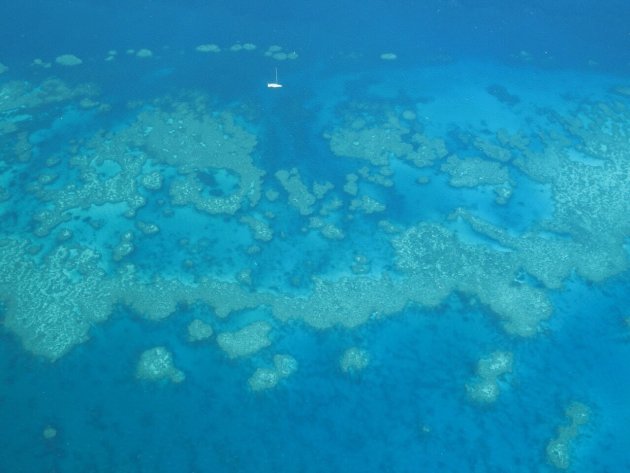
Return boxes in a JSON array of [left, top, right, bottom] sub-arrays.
[[1, 1, 630, 471]]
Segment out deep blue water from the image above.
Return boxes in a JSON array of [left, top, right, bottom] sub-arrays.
[[1, 1, 630, 472]]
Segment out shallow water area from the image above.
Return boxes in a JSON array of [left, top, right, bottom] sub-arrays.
[[1, 0, 630, 471]]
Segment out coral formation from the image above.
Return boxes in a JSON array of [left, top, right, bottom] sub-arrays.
[[546, 402, 590, 469], [187, 319, 214, 342], [466, 351, 513, 404], [216, 321, 273, 358], [340, 347, 370, 374], [135, 346, 185, 383]]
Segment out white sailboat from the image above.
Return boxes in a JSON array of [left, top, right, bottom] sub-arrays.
[[267, 67, 283, 88]]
